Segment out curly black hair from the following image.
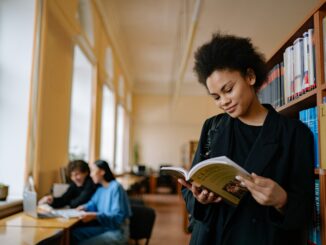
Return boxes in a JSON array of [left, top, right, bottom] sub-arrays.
[[193, 32, 268, 92], [67, 160, 90, 176]]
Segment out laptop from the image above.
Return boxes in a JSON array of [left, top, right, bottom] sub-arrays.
[[23, 189, 58, 218], [23, 189, 85, 219]]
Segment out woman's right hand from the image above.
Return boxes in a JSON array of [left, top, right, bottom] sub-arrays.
[[178, 178, 222, 204], [38, 195, 53, 205], [76, 205, 85, 211]]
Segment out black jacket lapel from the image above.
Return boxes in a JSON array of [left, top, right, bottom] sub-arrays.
[[222, 105, 280, 239]]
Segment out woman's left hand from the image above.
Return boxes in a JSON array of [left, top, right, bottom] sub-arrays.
[[236, 173, 287, 210], [80, 212, 97, 223]]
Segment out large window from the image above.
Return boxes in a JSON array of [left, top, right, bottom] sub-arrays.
[[115, 104, 125, 174], [78, 0, 94, 46], [68, 46, 93, 161], [100, 85, 116, 169], [115, 104, 130, 173], [0, 0, 35, 198]]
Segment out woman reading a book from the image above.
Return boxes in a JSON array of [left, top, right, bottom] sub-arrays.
[[179, 33, 314, 245], [71, 160, 132, 245]]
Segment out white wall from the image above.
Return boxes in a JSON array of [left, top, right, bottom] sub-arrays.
[[0, 0, 35, 198], [132, 95, 222, 171]]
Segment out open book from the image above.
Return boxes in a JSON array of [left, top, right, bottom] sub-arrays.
[[160, 156, 251, 205]]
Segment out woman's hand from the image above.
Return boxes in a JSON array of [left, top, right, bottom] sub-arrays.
[[178, 178, 222, 205], [76, 205, 86, 211], [236, 173, 287, 210], [80, 212, 97, 223], [38, 195, 53, 205]]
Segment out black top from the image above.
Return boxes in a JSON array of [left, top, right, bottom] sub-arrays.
[[216, 119, 262, 244], [51, 176, 97, 208], [231, 118, 262, 167]]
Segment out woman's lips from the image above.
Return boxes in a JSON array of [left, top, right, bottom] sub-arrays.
[[225, 105, 237, 113]]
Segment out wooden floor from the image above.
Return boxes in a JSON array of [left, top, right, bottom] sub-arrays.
[[138, 194, 191, 245]]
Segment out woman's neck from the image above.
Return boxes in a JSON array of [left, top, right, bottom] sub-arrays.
[[101, 180, 110, 188], [238, 98, 268, 126]]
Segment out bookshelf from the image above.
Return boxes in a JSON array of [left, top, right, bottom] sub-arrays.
[[264, 1, 326, 244]]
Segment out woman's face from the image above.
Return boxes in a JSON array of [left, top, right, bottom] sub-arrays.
[[206, 69, 256, 119], [90, 164, 104, 184], [70, 170, 88, 187]]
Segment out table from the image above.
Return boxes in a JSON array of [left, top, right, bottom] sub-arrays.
[[116, 174, 145, 191], [0, 212, 79, 244], [0, 226, 63, 244]]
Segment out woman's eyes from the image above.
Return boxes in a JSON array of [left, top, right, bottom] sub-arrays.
[[225, 87, 233, 93]]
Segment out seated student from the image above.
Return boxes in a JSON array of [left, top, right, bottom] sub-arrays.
[[38, 160, 97, 208], [71, 160, 132, 245]]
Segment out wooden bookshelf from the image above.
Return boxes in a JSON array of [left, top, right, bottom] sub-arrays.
[[266, 1, 326, 244], [276, 90, 317, 117]]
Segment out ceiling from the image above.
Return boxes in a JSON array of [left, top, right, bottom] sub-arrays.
[[97, 0, 320, 97]]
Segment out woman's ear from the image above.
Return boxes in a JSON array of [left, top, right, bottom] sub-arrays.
[[246, 68, 256, 85]]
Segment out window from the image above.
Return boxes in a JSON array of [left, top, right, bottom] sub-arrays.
[[100, 85, 116, 169], [78, 0, 94, 46], [0, 0, 35, 198], [68, 46, 93, 161], [105, 47, 114, 80], [115, 104, 125, 174]]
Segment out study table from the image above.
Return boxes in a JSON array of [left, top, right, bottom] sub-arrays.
[[0, 212, 80, 244], [0, 226, 63, 244], [116, 174, 146, 191]]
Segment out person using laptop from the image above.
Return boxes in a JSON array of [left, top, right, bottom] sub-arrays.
[[71, 160, 132, 245], [38, 160, 97, 208]]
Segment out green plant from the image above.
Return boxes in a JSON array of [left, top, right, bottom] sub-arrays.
[[134, 143, 140, 164], [0, 183, 7, 188]]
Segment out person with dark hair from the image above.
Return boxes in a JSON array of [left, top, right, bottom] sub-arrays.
[[71, 160, 131, 245], [38, 160, 97, 208], [179, 33, 314, 245]]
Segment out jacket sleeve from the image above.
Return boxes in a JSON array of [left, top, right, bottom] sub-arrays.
[[182, 116, 222, 223], [69, 178, 96, 208], [51, 184, 75, 208], [269, 122, 315, 230]]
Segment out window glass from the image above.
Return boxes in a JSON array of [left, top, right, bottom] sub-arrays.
[[115, 104, 125, 173], [0, 0, 35, 198], [78, 0, 94, 46], [68, 46, 93, 160], [105, 47, 114, 79], [100, 85, 115, 168]]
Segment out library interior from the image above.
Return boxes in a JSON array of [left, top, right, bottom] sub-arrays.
[[0, 0, 326, 244]]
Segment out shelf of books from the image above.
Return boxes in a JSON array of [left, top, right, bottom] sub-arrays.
[[259, 1, 326, 244]]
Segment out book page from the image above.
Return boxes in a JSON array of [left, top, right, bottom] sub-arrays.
[[160, 167, 189, 180], [190, 161, 250, 205]]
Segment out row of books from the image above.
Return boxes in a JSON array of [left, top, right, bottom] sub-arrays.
[[258, 63, 284, 107], [308, 179, 321, 245], [299, 106, 319, 168], [259, 28, 316, 107]]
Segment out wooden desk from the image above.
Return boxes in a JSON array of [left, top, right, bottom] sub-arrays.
[[116, 174, 145, 191], [0, 212, 79, 244], [0, 226, 63, 244]]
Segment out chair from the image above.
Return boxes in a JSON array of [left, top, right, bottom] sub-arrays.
[[129, 205, 156, 245]]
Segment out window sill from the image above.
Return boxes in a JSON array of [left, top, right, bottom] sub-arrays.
[[0, 198, 23, 219]]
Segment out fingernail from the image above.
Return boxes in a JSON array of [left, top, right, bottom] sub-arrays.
[[235, 175, 241, 180], [240, 182, 246, 187], [251, 172, 257, 176]]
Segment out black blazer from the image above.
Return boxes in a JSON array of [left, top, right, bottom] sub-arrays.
[[182, 105, 314, 245], [51, 176, 97, 208]]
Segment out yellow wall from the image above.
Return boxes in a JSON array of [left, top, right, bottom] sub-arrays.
[[132, 94, 222, 170], [29, 0, 131, 196]]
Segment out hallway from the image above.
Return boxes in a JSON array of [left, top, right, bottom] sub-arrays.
[[142, 194, 191, 245]]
